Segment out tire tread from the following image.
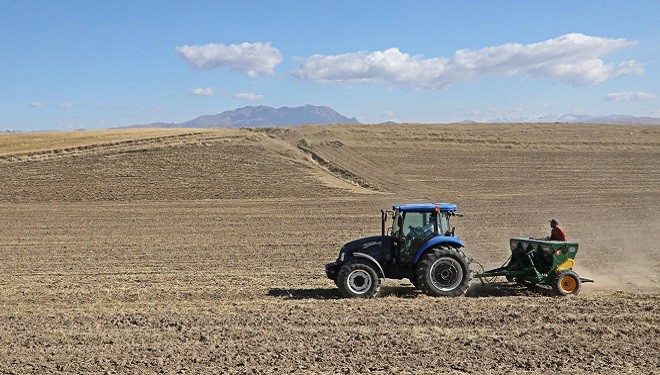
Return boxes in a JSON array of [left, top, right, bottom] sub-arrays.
[[414, 246, 471, 297], [336, 260, 381, 298]]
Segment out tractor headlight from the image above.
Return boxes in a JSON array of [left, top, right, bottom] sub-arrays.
[[340, 252, 345, 262]]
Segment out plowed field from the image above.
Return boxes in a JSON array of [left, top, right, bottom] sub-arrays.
[[1, 123, 658, 373]]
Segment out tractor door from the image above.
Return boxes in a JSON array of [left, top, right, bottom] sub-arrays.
[[398, 211, 437, 265]]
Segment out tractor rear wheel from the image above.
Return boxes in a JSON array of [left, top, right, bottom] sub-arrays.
[[415, 247, 471, 297], [336, 260, 381, 298], [552, 270, 582, 296]]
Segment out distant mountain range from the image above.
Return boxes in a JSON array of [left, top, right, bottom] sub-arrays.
[[455, 113, 660, 125], [125, 105, 360, 128], [112, 106, 660, 130]]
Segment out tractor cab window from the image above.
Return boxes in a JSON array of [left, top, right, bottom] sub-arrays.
[[399, 211, 437, 264], [439, 212, 451, 236], [401, 212, 437, 238]]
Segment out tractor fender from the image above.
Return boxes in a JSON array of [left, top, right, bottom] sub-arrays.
[[413, 236, 465, 264], [352, 252, 385, 279]]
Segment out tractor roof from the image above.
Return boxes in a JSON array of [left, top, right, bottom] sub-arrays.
[[393, 203, 457, 212]]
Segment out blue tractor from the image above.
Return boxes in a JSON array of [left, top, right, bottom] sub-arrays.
[[325, 203, 471, 298]]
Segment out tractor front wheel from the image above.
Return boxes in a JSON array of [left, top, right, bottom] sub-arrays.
[[336, 260, 381, 298], [415, 247, 471, 297], [552, 270, 582, 296]]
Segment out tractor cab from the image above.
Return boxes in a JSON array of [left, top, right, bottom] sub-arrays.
[[326, 203, 471, 298], [385, 204, 459, 265]]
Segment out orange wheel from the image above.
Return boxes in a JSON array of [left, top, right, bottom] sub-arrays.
[[560, 275, 577, 293], [552, 270, 582, 296]]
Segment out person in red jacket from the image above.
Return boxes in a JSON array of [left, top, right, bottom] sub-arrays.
[[546, 218, 567, 241]]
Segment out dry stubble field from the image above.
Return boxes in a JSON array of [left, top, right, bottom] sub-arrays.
[[0, 123, 658, 373]]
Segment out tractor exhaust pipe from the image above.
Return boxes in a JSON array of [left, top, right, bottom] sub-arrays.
[[381, 209, 387, 236]]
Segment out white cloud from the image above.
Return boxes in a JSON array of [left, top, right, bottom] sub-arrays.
[[191, 87, 215, 96], [30, 101, 43, 107], [233, 93, 264, 101], [605, 91, 656, 102], [383, 111, 394, 118], [59, 103, 73, 109], [292, 33, 643, 89], [176, 41, 282, 77]]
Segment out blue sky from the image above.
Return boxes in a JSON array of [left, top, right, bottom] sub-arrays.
[[1, 1, 659, 131]]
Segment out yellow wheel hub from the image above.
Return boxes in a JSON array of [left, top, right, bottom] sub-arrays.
[[560, 275, 577, 293]]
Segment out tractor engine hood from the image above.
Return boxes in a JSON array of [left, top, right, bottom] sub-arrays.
[[341, 235, 386, 252], [326, 235, 394, 281], [334, 235, 396, 278], [337, 235, 397, 266]]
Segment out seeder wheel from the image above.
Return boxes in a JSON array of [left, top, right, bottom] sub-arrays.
[[552, 270, 582, 296]]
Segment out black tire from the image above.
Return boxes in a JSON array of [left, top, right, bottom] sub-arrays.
[[336, 260, 381, 298], [415, 247, 471, 297], [552, 270, 582, 296]]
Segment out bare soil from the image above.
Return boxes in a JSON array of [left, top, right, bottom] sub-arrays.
[[0, 123, 658, 373]]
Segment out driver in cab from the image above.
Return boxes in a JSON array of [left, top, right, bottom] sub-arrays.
[[421, 213, 437, 235]]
